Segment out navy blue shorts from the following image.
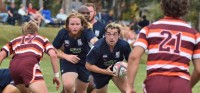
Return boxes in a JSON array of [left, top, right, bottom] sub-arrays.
[[60, 59, 90, 83], [0, 69, 14, 91], [93, 75, 112, 89]]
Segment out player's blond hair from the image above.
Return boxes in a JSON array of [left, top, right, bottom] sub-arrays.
[[105, 22, 122, 34], [22, 21, 39, 35]]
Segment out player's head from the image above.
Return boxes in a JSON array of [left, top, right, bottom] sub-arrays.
[[78, 5, 90, 21], [65, 13, 89, 36], [85, 3, 96, 22], [22, 21, 39, 35], [161, 0, 189, 17], [105, 22, 121, 47], [28, 2, 33, 8]]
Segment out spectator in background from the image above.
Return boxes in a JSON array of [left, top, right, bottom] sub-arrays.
[[70, 0, 83, 12], [27, 3, 50, 26], [41, 5, 54, 25], [0, 12, 8, 23], [129, 17, 141, 34], [7, 2, 21, 25], [56, 8, 67, 26], [138, 15, 149, 29], [96, 10, 114, 25], [18, 4, 30, 24]]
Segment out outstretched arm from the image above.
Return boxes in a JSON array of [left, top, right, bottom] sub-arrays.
[[127, 46, 144, 93], [0, 50, 7, 65], [48, 49, 60, 90]]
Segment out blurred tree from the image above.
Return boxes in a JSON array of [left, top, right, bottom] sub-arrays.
[[186, 0, 200, 31]]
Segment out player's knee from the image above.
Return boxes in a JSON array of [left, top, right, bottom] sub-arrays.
[[63, 83, 74, 90]]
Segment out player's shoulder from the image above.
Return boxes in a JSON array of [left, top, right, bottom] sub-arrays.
[[58, 28, 68, 34], [95, 20, 106, 26], [93, 38, 105, 48]]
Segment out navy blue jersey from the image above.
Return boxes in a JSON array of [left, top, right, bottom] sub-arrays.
[[53, 28, 96, 65], [92, 21, 106, 39], [86, 38, 131, 77], [0, 69, 13, 91]]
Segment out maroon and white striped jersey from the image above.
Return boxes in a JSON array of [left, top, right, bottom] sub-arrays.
[[134, 16, 200, 80], [1, 34, 54, 61]]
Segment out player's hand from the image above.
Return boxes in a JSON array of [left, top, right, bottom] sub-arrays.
[[53, 77, 60, 90], [126, 87, 136, 93], [105, 65, 116, 76], [65, 54, 80, 64]]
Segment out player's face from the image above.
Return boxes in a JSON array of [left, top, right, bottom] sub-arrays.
[[87, 6, 96, 22], [80, 11, 90, 21], [105, 28, 120, 47], [68, 17, 82, 35]]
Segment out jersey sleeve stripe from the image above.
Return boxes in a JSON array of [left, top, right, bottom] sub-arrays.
[[134, 42, 147, 50], [2, 44, 12, 56], [193, 54, 200, 59]]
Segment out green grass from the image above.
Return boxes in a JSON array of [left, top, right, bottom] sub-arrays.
[[0, 25, 200, 93]]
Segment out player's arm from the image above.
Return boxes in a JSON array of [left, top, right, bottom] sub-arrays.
[[48, 49, 60, 90], [86, 46, 114, 76], [86, 62, 115, 76], [127, 46, 145, 93], [0, 50, 7, 65], [191, 58, 200, 88], [2, 84, 20, 93], [90, 37, 98, 45], [56, 49, 80, 64]]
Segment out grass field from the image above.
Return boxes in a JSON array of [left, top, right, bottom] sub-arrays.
[[0, 25, 200, 93]]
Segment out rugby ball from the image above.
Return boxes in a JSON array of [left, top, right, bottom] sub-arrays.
[[113, 61, 127, 78]]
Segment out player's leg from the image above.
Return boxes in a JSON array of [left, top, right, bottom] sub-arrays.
[[87, 75, 96, 93], [2, 84, 20, 93], [112, 76, 127, 93], [93, 76, 111, 93], [95, 85, 108, 93], [62, 72, 78, 93], [28, 80, 48, 93], [76, 65, 90, 93], [75, 79, 89, 93], [16, 84, 30, 93]]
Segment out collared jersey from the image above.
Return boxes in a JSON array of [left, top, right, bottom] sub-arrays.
[[1, 34, 54, 61], [134, 16, 200, 80], [86, 38, 131, 77], [53, 28, 96, 65]]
